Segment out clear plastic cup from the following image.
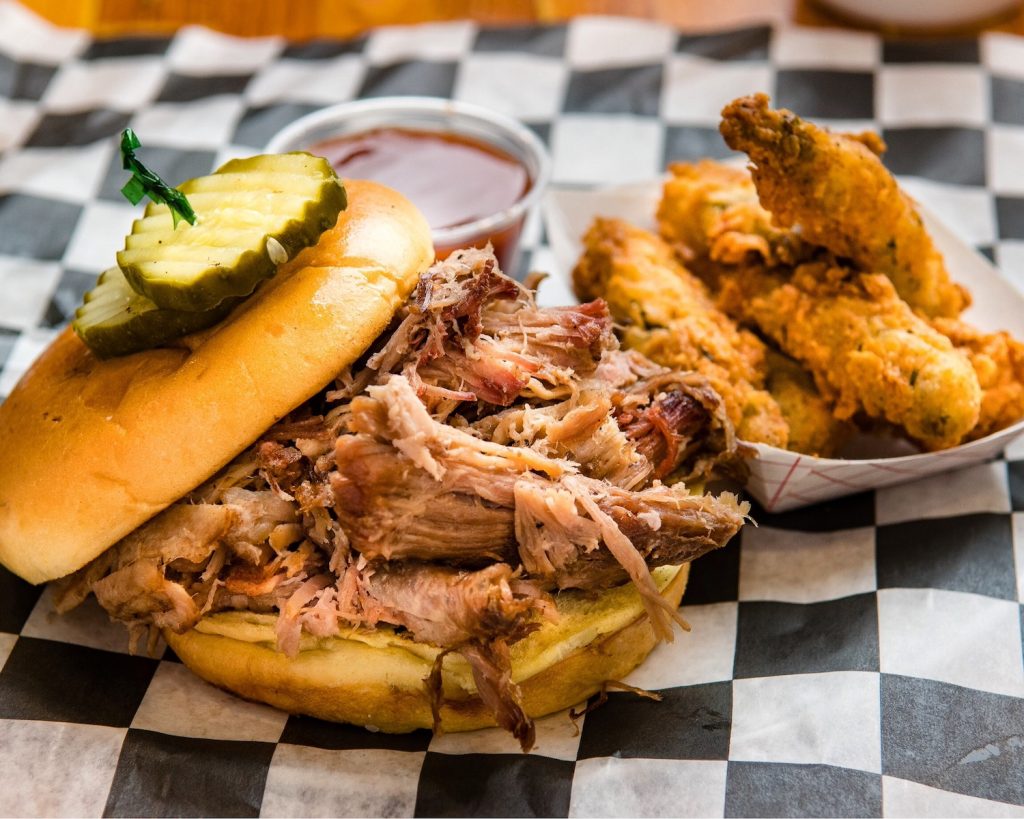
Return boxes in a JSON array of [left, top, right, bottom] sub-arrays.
[[266, 97, 551, 275]]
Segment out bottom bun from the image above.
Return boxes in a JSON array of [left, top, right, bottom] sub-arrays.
[[165, 564, 689, 734]]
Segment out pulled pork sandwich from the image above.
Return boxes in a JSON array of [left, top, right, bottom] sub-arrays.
[[0, 181, 747, 751]]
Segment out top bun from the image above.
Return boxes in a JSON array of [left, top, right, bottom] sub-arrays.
[[0, 180, 434, 584]]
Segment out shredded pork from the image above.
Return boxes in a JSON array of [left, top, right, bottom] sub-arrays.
[[55, 246, 749, 751]]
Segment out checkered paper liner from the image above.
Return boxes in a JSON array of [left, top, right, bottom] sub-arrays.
[[2, 2, 1024, 816]]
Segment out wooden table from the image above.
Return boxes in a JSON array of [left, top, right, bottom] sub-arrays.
[[21, 0, 1024, 39]]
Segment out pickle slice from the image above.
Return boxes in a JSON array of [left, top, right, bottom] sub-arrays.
[[72, 266, 237, 358], [117, 153, 346, 312]]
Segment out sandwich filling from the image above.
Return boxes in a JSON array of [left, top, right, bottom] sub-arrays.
[[55, 247, 749, 749]]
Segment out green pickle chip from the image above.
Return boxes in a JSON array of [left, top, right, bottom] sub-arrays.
[[116, 152, 347, 313], [72, 267, 239, 359], [74, 151, 347, 357]]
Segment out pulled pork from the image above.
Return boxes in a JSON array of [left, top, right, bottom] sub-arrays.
[[55, 247, 749, 751]]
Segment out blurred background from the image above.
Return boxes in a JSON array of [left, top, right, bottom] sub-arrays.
[[19, 0, 1024, 37]]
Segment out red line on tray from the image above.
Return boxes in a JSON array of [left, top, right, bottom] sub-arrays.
[[756, 457, 804, 467], [808, 468, 862, 489], [766, 455, 802, 511]]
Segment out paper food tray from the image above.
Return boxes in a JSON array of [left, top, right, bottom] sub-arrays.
[[542, 180, 1024, 512]]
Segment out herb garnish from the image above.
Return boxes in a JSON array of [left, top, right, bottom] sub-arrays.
[[118, 129, 196, 227]]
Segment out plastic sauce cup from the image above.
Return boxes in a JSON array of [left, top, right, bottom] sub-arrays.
[[267, 97, 551, 275]]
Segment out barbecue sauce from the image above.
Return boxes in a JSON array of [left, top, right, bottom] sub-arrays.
[[311, 128, 531, 270]]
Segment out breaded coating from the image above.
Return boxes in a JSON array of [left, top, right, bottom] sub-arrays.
[[658, 160, 809, 268], [764, 349, 852, 458], [620, 327, 789, 449], [720, 93, 968, 318], [573, 217, 789, 448], [656, 160, 862, 457], [931, 317, 1024, 440], [716, 262, 981, 450]]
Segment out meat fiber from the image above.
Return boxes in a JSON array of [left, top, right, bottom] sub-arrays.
[[358, 561, 538, 647], [331, 436, 517, 564], [334, 375, 745, 640], [54, 504, 234, 616], [339, 246, 613, 412], [331, 393, 746, 584]]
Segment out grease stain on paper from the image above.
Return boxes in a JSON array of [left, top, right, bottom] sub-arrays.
[[958, 735, 1024, 764]]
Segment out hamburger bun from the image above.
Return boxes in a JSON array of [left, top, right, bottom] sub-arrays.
[[166, 564, 689, 734], [0, 179, 434, 585]]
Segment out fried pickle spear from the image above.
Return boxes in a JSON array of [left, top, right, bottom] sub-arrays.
[[764, 349, 852, 457], [574, 217, 789, 448], [715, 262, 981, 450], [930, 318, 1024, 440], [720, 93, 968, 318], [658, 160, 809, 268]]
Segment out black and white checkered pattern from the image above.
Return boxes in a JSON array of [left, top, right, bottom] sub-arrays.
[[2, 2, 1024, 815]]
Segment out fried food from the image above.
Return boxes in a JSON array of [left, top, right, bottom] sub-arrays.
[[657, 160, 808, 268], [656, 160, 860, 456], [715, 261, 981, 450], [931, 317, 1024, 440], [573, 217, 789, 448], [720, 93, 969, 319], [579, 99, 1021, 452], [764, 349, 852, 458]]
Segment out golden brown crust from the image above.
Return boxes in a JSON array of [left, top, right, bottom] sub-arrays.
[[719, 93, 967, 319], [0, 180, 433, 584], [165, 565, 689, 735], [573, 217, 789, 448]]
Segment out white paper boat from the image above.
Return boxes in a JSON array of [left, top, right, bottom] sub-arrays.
[[543, 180, 1024, 512]]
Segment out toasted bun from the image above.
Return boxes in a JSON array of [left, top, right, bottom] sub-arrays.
[[0, 180, 433, 584], [165, 564, 688, 735]]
